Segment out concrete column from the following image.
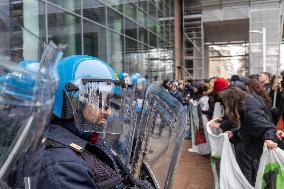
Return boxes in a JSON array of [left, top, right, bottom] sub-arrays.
[[174, 0, 182, 80], [0, 1, 11, 59], [107, 21, 122, 73], [204, 46, 209, 79], [23, 0, 39, 60], [65, 1, 76, 56]]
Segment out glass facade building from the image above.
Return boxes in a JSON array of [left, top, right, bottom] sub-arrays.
[[5, 0, 175, 80]]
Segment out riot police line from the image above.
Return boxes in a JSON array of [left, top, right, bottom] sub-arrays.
[[187, 77, 284, 189], [0, 11, 188, 189]]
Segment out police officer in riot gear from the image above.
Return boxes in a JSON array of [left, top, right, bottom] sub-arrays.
[[118, 72, 132, 88], [38, 55, 154, 189]]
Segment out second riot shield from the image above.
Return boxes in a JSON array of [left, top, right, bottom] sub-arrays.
[[132, 83, 187, 189], [128, 80, 148, 169]]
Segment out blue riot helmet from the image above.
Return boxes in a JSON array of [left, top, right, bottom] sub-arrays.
[[118, 72, 128, 80], [18, 60, 39, 71], [130, 73, 141, 86], [134, 77, 148, 113], [131, 73, 148, 91], [53, 56, 124, 134], [0, 61, 39, 103], [118, 72, 132, 87], [53, 55, 92, 119], [136, 77, 147, 90], [0, 30, 62, 189]]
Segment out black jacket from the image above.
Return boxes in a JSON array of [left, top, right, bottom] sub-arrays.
[[170, 90, 184, 104], [220, 115, 235, 132], [37, 119, 124, 189], [231, 94, 276, 159], [271, 91, 284, 124]]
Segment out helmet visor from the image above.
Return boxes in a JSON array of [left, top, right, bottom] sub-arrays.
[[66, 80, 124, 134]]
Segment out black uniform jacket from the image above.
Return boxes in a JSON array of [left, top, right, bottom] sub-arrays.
[[37, 119, 124, 189]]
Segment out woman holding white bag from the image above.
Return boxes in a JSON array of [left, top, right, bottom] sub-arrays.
[[221, 88, 277, 186]]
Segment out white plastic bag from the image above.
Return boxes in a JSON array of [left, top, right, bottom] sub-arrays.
[[220, 135, 253, 189], [199, 96, 209, 111], [206, 119, 253, 189], [213, 102, 224, 119], [206, 119, 224, 158], [255, 145, 284, 189], [206, 119, 224, 189]]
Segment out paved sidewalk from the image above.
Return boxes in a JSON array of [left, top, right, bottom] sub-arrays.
[[173, 140, 214, 189]]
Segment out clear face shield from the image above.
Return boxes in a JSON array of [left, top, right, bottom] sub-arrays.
[[0, 8, 63, 188], [65, 79, 124, 135]]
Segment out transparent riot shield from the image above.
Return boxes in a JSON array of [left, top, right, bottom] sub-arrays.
[[132, 83, 187, 189], [129, 81, 149, 170], [103, 86, 137, 164], [0, 9, 62, 188]]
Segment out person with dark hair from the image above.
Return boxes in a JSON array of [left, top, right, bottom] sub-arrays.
[[162, 79, 170, 91], [248, 74, 260, 80], [178, 80, 185, 93], [206, 78, 232, 129], [169, 80, 183, 104], [154, 75, 158, 82], [270, 74, 284, 126], [198, 83, 210, 112], [259, 72, 272, 94], [246, 79, 272, 109], [230, 74, 241, 84], [188, 80, 201, 100], [270, 74, 276, 89], [208, 76, 218, 93], [223, 88, 277, 186], [198, 83, 209, 95]]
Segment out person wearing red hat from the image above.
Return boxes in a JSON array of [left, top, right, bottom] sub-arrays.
[[209, 77, 231, 130], [213, 77, 229, 93], [201, 77, 229, 119]]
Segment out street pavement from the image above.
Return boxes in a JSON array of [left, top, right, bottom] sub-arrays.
[[173, 140, 214, 189]]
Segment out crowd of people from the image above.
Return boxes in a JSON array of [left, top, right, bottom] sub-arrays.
[[162, 72, 284, 187], [3, 39, 284, 188]]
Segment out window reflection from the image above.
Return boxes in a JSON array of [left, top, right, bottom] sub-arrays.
[[107, 0, 124, 13], [47, 5, 82, 56], [83, 0, 106, 25], [149, 1, 156, 19], [124, 2, 137, 21], [125, 37, 139, 73], [138, 9, 147, 28], [138, 27, 148, 45], [149, 32, 157, 48], [47, 0, 80, 13], [138, 0, 148, 14], [107, 8, 123, 33], [83, 20, 107, 61], [9, 0, 175, 80], [125, 18, 137, 40], [107, 31, 124, 73]]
